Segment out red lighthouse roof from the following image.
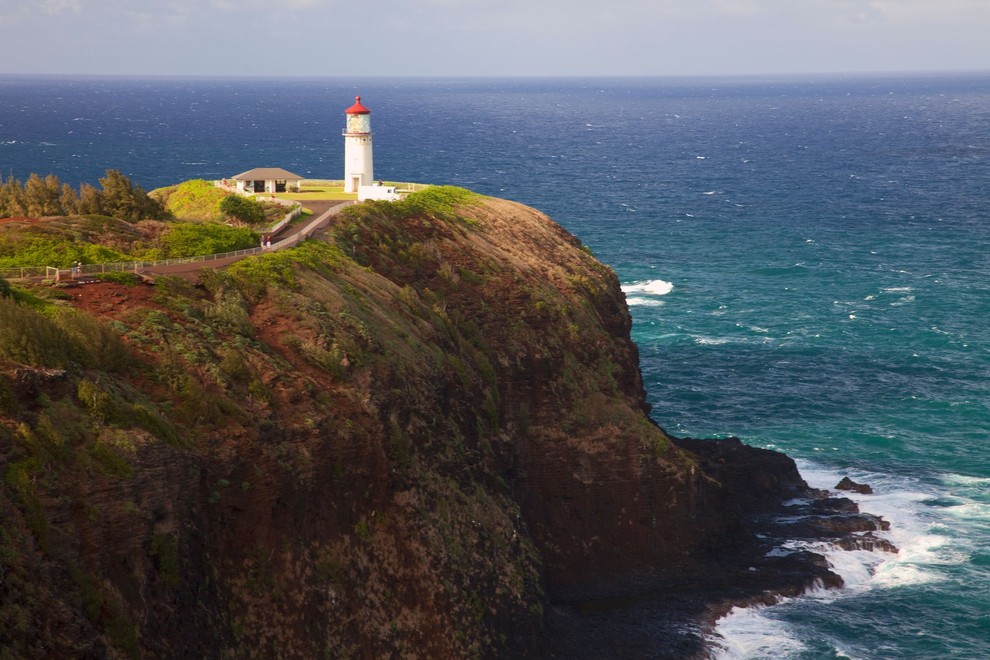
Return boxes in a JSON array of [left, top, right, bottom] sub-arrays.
[[345, 95, 371, 114]]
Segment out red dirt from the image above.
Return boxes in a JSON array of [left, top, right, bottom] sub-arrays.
[[65, 279, 162, 317]]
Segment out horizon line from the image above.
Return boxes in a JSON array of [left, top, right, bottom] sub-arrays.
[[2, 68, 989, 82]]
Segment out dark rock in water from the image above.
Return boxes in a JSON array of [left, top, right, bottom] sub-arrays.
[[833, 532, 899, 554], [806, 496, 860, 514], [778, 512, 890, 537], [836, 476, 874, 494]]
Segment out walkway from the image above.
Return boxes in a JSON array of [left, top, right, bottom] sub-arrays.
[[141, 200, 352, 279], [0, 200, 354, 283]]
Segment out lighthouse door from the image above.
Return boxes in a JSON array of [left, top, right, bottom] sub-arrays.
[[351, 176, 361, 192]]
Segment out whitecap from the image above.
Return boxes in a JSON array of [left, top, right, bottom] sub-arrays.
[[623, 297, 666, 307], [622, 279, 674, 297], [694, 336, 731, 345], [941, 474, 990, 488]]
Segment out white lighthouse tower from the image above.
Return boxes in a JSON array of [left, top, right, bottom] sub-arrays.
[[343, 95, 373, 194]]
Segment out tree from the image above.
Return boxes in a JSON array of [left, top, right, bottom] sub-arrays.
[[60, 183, 79, 215], [0, 176, 26, 218], [77, 183, 104, 216], [23, 173, 64, 217], [97, 169, 165, 222]]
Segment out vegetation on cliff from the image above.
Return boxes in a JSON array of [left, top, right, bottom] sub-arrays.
[[0, 186, 839, 657]]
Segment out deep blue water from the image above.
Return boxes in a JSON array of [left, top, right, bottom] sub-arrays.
[[3, 73, 989, 659]]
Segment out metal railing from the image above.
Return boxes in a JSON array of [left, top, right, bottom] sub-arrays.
[[1, 201, 356, 282], [0, 266, 48, 280]]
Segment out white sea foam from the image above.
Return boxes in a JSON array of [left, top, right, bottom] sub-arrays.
[[710, 460, 967, 658], [797, 462, 957, 586], [623, 297, 666, 307], [621, 279, 674, 301], [941, 473, 990, 488], [694, 336, 732, 345], [709, 605, 807, 659]]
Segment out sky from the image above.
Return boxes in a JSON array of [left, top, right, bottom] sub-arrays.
[[2, 0, 989, 78]]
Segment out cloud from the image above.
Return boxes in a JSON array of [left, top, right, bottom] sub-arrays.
[[3, 0, 989, 76], [40, 0, 81, 14], [211, 0, 335, 9]]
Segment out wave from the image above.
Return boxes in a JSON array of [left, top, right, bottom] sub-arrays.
[[622, 279, 674, 298], [709, 604, 809, 659], [623, 296, 666, 307], [709, 460, 972, 659]]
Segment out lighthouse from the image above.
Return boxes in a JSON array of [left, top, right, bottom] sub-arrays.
[[343, 95, 373, 194]]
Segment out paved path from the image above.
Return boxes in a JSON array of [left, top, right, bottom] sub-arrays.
[[141, 200, 351, 279], [3, 200, 354, 283]]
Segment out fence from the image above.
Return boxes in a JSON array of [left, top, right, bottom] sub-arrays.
[[265, 203, 303, 236], [0, 266, 48, 280], [1, 201, 355, 282]]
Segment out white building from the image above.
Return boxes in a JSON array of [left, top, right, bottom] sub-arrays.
[[343, 95, 401, 202], [230, 168, 304, 194], [343, 96, 374, 194]]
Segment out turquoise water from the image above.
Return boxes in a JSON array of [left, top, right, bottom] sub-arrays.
[[2, 73, 989, 658]]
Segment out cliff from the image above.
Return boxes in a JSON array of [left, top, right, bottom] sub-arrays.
[[0, 188, 883, 657]]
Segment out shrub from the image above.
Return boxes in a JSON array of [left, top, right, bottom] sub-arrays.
[[154, 222, 258, 259], [0, 297, 77, 367], [0, 236, 129, 269], [220, 194, 266, 224], [226, 240, 347, 298], [0, 297, 131, 370], [154, 179, 229, 221]]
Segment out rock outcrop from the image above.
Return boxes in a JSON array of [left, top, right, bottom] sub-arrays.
[[0, 188, 888, 658]]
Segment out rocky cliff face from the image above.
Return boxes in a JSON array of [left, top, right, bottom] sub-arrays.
[[0, 189, 882, 657]]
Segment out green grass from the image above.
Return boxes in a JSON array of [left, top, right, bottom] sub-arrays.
[[276, 181, 430, 201], [278, 181, 356, 201]]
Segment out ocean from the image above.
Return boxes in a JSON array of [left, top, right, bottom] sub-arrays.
[[2, 73, 989, 659]]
